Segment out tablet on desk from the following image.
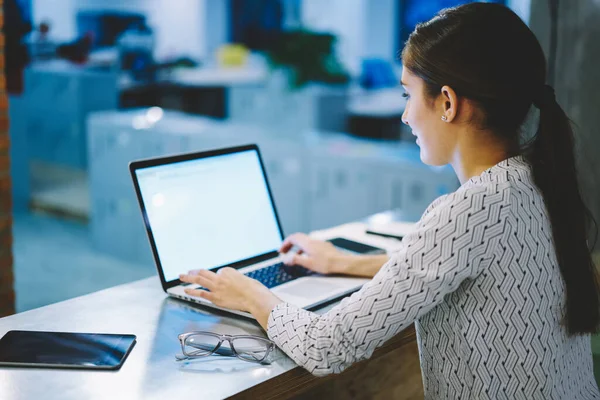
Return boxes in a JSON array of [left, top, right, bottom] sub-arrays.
[[0, 330, 136, 370]]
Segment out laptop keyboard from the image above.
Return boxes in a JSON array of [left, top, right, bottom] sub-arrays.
[[244, 262, 317, 289]]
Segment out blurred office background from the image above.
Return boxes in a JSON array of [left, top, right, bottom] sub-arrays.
[[2, 0, 600, 376]]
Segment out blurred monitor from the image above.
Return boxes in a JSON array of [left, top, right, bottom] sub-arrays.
[[76, 11, 146, 49], [397, 0, 506, 51], [230, 0, 283, 51]]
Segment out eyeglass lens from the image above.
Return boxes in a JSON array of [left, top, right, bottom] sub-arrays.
[[231, 337, 270, 362], [183, 333, 221, 357]]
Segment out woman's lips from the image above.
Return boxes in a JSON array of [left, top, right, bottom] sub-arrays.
[[412, 132, 419, 145]]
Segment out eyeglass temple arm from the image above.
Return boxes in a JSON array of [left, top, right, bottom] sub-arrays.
[[186, 342, 236, 357]]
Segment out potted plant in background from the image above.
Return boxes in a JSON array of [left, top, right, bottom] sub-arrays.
[[265, 30, 350, 89], [253, 29, 351, 134]]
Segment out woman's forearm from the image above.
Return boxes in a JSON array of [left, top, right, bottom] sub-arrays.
[[248, 285, 284, 331], [331, 254, 390, 278], [250, 254, 389, 330]]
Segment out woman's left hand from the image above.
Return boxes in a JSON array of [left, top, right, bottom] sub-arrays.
[[179, 268, 277, 315]]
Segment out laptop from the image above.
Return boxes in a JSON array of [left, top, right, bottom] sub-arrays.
[[129, 144, 370, 319]]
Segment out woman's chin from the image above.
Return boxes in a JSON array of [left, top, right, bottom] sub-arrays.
[[416, 143, 441, 166], [420, 152, 449, 167], [418, 149, 434, 166]]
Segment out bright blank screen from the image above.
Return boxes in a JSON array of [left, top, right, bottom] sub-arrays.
[[136, 150, 282, 282]]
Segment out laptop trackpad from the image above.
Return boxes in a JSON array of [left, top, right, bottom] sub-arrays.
[[277, 278, 350, 299]]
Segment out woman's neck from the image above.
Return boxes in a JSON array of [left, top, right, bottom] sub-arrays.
[[451, 131, 516, 184]]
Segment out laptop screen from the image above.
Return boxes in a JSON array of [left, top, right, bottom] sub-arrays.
[[135, 149, 283, 282]]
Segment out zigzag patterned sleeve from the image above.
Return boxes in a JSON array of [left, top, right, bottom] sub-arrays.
[[267, 186, 508, 376]]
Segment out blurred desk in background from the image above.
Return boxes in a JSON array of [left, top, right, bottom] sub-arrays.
[[166, 67, 268, 86], [14, 60, 119, 170], [11, 62, 267, 179], [119, 66, 268, 119], [348, 88, 408, 141]]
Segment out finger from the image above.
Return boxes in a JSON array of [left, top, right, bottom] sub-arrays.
[[290, 253, 314, 270], [183, 270, 218, 286], [187, 269, 203, 275], [184, 288, 216, 302], [281, 250, 296, 265], [280, 233, 308, 252], [188, 269, 218, 280], [280, 233, 311, 253], [179, 273, 202, 284], [281, 247, 304, 260], [180, 273, 215, 291], [216, 267, 238, 276], [281, 249, 304, 263], [279, 236, 296, 253], [197, 269, 218, 280]]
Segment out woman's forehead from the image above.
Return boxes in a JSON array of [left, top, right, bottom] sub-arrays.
[[401, 69, 420, 86]]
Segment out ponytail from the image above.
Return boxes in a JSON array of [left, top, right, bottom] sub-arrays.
[[526, 85, 599, 334]]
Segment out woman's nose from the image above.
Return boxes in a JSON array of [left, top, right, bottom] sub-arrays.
[[401, 112, 409, 126]]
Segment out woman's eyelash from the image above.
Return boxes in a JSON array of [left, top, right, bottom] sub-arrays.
[[402, 92, 410, 98]]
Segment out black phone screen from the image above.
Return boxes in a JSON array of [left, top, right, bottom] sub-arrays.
[[327, 237, 386, 254], [0, 330, 136, 370]]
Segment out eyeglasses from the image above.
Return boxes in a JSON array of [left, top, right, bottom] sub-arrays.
[[176, 331, 276, 364]]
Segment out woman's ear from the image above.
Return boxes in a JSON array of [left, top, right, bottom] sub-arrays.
[[440, 85, 458, 123]]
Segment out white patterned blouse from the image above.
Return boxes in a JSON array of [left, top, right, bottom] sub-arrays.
[[267, 155, 600, 399]]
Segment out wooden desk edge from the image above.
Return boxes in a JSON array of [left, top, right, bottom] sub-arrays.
[[232, 324, 419, 400]]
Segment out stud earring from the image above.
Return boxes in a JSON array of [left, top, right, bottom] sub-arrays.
[[441, 115, 448, 121]]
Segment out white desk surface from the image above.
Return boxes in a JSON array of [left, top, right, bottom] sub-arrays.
[[0, 218, 415, 400], [118, 66, 268, 90]]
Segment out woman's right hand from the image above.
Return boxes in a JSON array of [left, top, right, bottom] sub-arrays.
[[279, 233, 346, 275]]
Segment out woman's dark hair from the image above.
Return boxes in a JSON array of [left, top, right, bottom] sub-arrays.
[[402, 2, 598, 335]]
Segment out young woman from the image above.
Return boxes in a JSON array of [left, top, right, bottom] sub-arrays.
[[180, 3, 600, 398]]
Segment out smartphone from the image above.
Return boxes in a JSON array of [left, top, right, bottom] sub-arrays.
[[327, 237, 386, 255], [0, 330, 136, 370]]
